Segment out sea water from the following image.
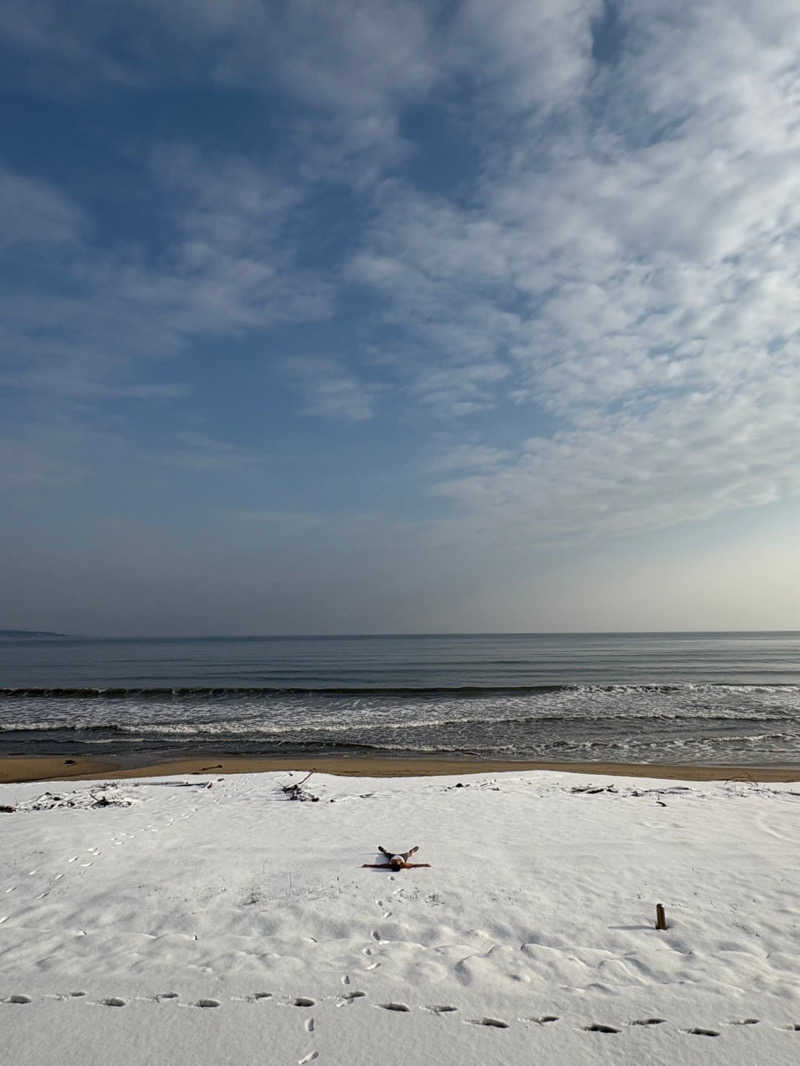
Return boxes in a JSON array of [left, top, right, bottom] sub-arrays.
[[1, 632, 799, 765]]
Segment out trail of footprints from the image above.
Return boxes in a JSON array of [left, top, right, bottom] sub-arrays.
[[3, 986, 798, 1052]]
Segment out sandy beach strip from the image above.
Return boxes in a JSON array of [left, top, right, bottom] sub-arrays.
[[3, 752, 800, 783]]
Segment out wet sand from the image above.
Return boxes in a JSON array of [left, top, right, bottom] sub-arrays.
[[3, 752, 800, 784]]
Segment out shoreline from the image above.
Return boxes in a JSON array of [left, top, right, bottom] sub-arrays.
[[3, 751, 800, 784]]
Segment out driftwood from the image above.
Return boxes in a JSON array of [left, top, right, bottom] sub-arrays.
[[281, 771, 319, 802], [362, 845, 431, 870]]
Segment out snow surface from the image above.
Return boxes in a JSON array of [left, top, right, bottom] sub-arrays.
[[2, 769, 800, 1065]]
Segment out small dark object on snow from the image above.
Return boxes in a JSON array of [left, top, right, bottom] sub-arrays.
[[0, 805, 15, 813], [281, 771, 319, 802], [362, 846, 431, 870]]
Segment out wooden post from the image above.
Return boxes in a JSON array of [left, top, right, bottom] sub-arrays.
[[655, 903, 667, 930]]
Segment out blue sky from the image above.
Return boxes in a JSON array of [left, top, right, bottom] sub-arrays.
[[3, 1, 800, 634]]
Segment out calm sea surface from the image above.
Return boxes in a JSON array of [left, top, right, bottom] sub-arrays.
[[1, 632, 799, 765]]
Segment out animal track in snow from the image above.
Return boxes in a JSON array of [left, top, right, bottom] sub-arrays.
[[102, 998, 125, 1007], [194, 999, 220, 1008], [630, 1018, 665, 1026], [730, 1018, 759, 1025], [298, 1053, 319, 1064], [294, 997, 315, 1007], [472, 1017, 509, 1029], [584, 1024, 619, 1034], [156, 993, 179, 1001], [6, 995, 31, 1004], [529, 1015, 559, 1025], [684, 1027, 719, 1037], [304, 1017, 315, 1032], [379, 1002, 410, 1013], [341, 991, 366, 1001], [428, 1005, 457, 1014]]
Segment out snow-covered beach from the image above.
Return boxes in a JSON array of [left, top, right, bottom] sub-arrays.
[[2, 766, 800, 1065]]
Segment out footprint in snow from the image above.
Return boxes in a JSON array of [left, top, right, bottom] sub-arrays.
[[684, 1028, 719, 1037], [630, 1018, 665, 1026], [471, 1017, 509, 1029], [6, 995, 31, 1004], [584, 1024, 619, 1034], [379, 1003, 410, 1013], [102, 998, 125, 1008], [304, 1017, 315, 1032], [294, 997, 315, 1007], [194, 999, 220, 1008], [428, 1005, 457, 1014], [298, 1053, 319, 1064]]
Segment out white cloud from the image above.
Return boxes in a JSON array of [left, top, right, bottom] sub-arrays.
[[0, 150, 332, 409], [4, 0, 800, 564], [287, 357, 377, 422], [345, 2, 800, 541], [450, 0, 602, 113], [0, 164, 85, 249]]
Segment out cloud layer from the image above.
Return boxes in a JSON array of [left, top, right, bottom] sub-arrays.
[[2, 0, 800, 630]]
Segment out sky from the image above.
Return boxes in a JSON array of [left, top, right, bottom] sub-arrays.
[[2, 0, 800, 636]]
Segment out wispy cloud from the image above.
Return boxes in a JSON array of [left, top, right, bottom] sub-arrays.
[[3, 0, 800, 634], [345, 2, 800, 540], [0, 148, 332, 409], [287, 357, 377, 422]]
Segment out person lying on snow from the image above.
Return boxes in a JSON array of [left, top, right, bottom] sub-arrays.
[[362, 845, 431, 870]]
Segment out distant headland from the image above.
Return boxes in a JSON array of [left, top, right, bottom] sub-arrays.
[[0, 630, 68, 639]]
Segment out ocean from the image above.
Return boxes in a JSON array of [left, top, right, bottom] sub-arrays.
[[1, 632, 799, 765]]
